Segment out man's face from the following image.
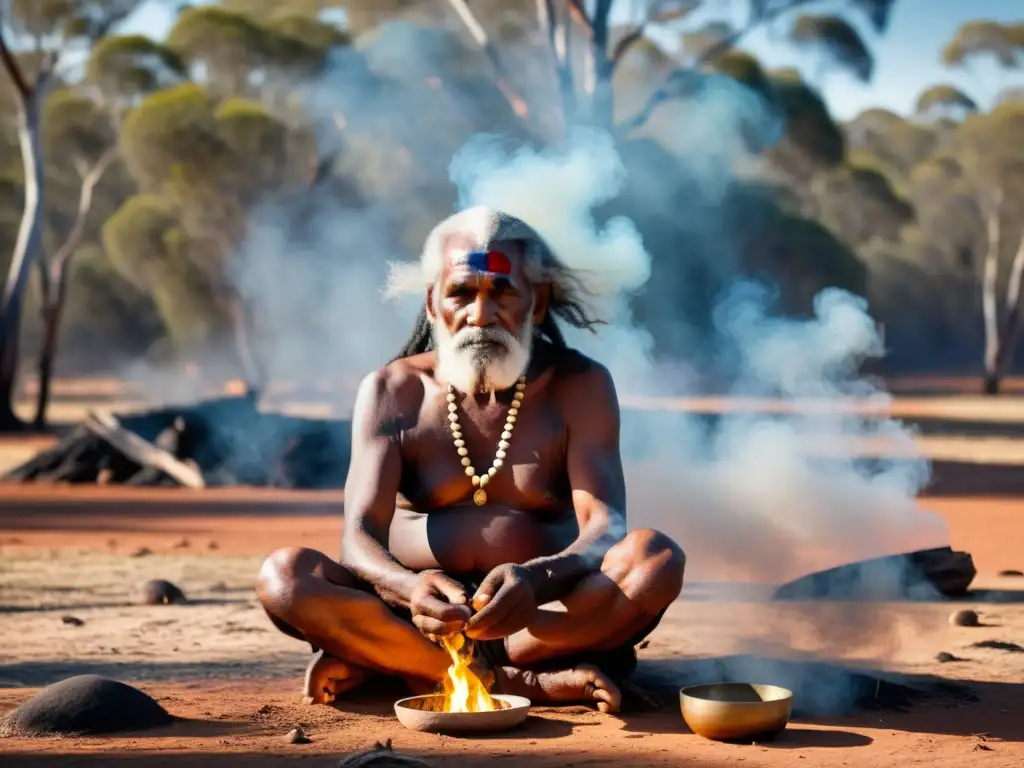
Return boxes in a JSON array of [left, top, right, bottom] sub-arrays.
[[429, 237, 537, 393]]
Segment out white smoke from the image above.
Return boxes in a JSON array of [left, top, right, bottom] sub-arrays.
[[445, 122, 949, 588]]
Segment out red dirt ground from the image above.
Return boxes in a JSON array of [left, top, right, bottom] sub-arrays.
[[1, 485, 1023, 767]]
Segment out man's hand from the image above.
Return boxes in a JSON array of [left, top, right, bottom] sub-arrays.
[[409, 570, 473, 640], [465, 563, 538, 641]]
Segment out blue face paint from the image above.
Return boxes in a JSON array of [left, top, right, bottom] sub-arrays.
[[458, 250, 512, 275]]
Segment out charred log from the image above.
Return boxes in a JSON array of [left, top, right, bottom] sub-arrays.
[[2, 396, 352, 489], [773, 546, 977, 601]]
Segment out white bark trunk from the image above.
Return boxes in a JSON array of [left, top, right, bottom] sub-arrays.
[[0, 92, 45, 416], [993, 232, 1024, 380], [981, 196, 1003, 392]]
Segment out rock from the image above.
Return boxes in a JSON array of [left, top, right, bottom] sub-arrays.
[[141, 579, 188, 606], [935, 651, 965, 663], [3, 675, 173, 736], [61, 615, 85, 627], [129, 547, 152, 558], [949, 609, 980, 627], [286, 726, 311, 744], [338, 740, 434, 766]]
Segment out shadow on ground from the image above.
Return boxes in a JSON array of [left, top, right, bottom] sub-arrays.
[[0, 599, 251, 614], [625, 655, 1023, 742], [0, 659, 302, 688]]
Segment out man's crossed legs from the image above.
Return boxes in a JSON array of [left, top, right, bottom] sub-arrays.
[[257, 529, 685, 713]]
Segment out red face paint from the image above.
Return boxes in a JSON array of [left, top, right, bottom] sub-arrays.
[[464, 250, 512, 275]]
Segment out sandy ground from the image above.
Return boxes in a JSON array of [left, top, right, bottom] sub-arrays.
[[1, 383, 1024, 765], [0, 488, 1022, 766]]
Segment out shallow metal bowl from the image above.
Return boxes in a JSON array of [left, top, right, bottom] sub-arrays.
[[393, 694, 531, 734], [680, 683, 793, 742]]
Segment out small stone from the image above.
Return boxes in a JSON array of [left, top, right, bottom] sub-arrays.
[[172, 538, 190, 549], [207, 541, 219, 551], [129, 547, 152, 558], [209, 581, 229, 593], [61, 615, 85, 627], [286, 726, 311, 744], [141, 579, 188, 606], [936, 651, 964, 663], [950, 609, 980, 627]]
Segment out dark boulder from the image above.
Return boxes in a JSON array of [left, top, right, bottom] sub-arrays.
[[4, 675, 173, 735]]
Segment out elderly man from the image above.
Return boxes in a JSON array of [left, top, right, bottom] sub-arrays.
[[258, 207, 685, 713]]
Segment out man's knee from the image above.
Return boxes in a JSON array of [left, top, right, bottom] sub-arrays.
[[257, 546, 307, 618], [610, 529, 685, 608]]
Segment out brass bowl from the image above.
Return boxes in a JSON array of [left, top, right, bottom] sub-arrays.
[[394, 694, 531, 734], [680, 683, 793, 742]]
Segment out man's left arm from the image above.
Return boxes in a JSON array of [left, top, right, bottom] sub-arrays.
[[520, 361, 626, 605], [462, 361, 626, 640]]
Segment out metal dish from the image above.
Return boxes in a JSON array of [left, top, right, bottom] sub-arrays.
[[393, 694, 531, 734], [680, 683, 793, 742]]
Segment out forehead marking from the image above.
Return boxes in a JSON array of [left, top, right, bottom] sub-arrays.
[[452, 250, 512, 276]]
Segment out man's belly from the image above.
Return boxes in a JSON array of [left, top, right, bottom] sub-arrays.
[[388, 505, 579, 574]]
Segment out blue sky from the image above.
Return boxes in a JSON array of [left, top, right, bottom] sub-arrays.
[[125, 0, 1022, 121]]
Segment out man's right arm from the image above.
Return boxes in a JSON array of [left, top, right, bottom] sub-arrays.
[[340, 367, 420, 609]]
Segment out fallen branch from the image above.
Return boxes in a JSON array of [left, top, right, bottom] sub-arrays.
[[84, 410, 205, 489]]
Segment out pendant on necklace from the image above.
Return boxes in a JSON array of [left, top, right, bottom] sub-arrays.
[[473, 488, 487, 506]]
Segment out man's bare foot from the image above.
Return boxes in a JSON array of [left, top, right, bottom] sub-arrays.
[[303, 650, 370, 704], [495, 663, 622, 714]]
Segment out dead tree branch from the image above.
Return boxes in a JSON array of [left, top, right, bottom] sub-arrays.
[[445, 0, 530, 118]]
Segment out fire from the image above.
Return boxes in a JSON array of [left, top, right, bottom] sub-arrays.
[[439, 634, 499, 713]]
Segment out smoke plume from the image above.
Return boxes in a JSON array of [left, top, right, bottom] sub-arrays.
[[121, 19, 954, 706]]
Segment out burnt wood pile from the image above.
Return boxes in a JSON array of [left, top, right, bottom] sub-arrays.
[[773, 546, 977, 600], [2, 395, 352, 489]]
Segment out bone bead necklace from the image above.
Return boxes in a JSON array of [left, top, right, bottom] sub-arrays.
[[446, 376, 526, 506]]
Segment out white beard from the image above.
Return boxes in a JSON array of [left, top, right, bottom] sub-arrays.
[[434, 316, 533, 394]]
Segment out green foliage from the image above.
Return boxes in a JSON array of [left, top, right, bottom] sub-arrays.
[[87, 34, 188, 100], [914, 84, 978, 118], [706, 51, 774, 102], [850, 0, 899, 33], [101, 193, 220, 345], [42, 88, 114, 160], [167, 4, 348, 93], [118, 83, 225, 189], [6, 0, 138, 39], [942, 20, 1024, 68], [770, 74, 845, 168], [789, 14, 874, 82]]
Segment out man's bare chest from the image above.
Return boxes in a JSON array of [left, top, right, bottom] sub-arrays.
[[398, 396, 570, 510]]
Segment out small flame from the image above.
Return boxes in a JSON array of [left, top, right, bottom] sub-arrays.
[[439, 634, 499, 713]]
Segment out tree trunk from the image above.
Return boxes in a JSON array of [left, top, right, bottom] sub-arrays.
[[30, 146, 118, 427], [988, 233, 1024, 394], [981, 202, 1002, 395], [0, 93, 45, 430], [589, 0, 614, 131], [33, 268, 69, 428], [226, 292, 263, 396]]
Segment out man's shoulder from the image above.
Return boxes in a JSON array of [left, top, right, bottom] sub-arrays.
[[354, 354, 435, 413], [546, 346, 617, 398]]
